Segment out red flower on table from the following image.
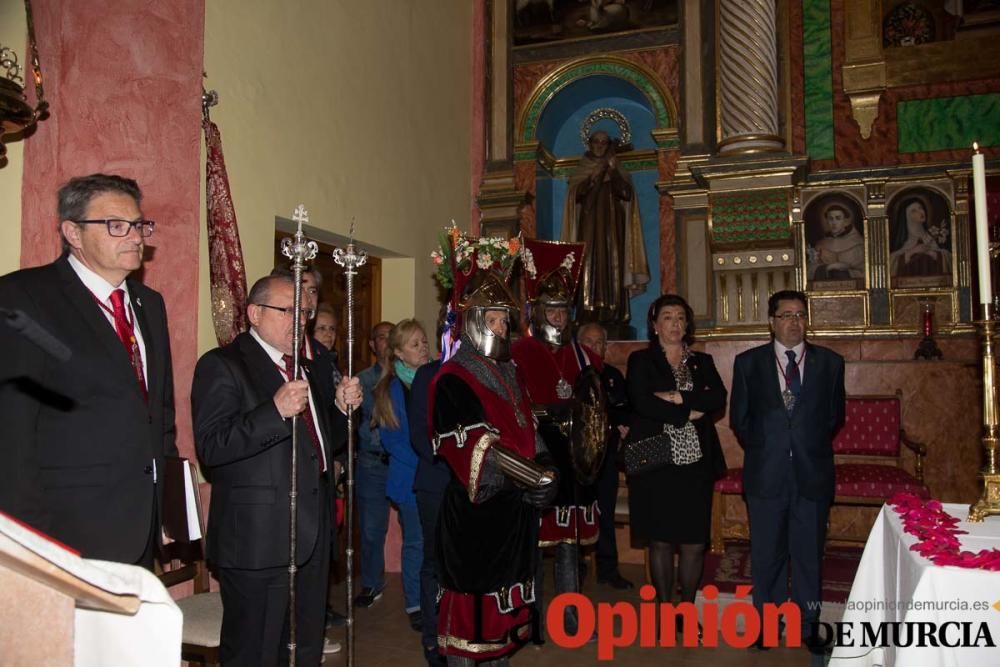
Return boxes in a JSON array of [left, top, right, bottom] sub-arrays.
[[889, 493, 1000, 571]]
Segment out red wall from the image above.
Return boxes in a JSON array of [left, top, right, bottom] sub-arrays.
[[20, 0, 205, 460]]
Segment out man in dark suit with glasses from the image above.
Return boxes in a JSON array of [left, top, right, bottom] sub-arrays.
[[730, 289, 845, 654], [0, 173, 177, 568], [192, 273, 361, 665]]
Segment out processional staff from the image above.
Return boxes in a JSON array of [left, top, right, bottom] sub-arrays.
[[333, 219, 367, 667], [279, 204, 319, 667]]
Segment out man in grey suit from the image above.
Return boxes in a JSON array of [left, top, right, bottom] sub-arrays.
[[0, 174, 177, 568], [730, 290, 845, 653]]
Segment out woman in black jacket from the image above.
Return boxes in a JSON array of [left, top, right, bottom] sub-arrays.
[[625, 294, 727, 630]]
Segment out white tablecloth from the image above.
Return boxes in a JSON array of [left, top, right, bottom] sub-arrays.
[[830, 503, 1000, 667], [0, 512, 181, 667], [73, 559, 181, 667]]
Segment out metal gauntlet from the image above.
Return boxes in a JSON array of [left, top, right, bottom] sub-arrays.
[[492, 446, 555, 488]]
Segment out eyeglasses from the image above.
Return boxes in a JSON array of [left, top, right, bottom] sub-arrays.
[[74, 218, 155, 238], [774, 312, 807, 321], [254, 303, 316, 320]]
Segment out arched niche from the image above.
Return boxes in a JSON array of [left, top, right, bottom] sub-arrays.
[[515, 56, 678, 336]]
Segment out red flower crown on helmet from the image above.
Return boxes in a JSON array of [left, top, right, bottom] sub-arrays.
[[522, 237, 585, 305], [431, 223, 523, 357]]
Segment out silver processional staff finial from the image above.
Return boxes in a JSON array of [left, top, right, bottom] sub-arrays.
[[281, 204, 318, 265]]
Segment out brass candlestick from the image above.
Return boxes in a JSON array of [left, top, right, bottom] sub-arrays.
[[969, 303, 1000, 521]]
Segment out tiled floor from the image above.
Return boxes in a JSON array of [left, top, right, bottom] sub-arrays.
[[323, 562, 830, 666]]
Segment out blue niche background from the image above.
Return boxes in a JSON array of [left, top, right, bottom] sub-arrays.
[[534, 75, 660, 338]]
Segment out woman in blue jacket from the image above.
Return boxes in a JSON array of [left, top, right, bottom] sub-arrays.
[[372, 318, 430, 632]]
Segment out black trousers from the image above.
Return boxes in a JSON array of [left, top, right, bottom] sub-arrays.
[[138, 493, 158, 570], [416, 487, 446, 660], [594, 441, 620, 579], [218, 485, 332, 667], [746, 457, 830, 639]]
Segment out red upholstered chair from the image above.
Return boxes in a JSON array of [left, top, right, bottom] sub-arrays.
[[710, 390, 928, 554], [831, 392, 928, 502]]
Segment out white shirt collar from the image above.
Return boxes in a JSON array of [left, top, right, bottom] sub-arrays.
[[773, 339, 806, 361], [67, 253, 131, 303], [249, 328, 286, 366]]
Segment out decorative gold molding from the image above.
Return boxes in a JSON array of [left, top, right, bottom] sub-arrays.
[[488, 0, 512, 164], [667, 188, 710, 210], [808, 291, 872, 328], [714, 250, 794, 270], [542, 149, 658, 175], [713, 261, 797, 326], [476, 169, 526, 238], [885, 34, 1000, 88], [842, 0, 886, 139], [651, 127, 681, 146], [847, 92, 883, 140], [685, 321, 975, 340], [536, 143, 554, 172], [889, 287, 959, 329], [842, 0, 1000, 139], [716, 133, 787, 155]]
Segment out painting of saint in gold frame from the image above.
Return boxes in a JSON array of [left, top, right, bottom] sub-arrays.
[[888, 187, 952, 288], [513, 0, 678, 48], [805, 194, 866, 291]]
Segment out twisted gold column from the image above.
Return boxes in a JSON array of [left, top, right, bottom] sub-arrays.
[[718, 0, 784, 154]]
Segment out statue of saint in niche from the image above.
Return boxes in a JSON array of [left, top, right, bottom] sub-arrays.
[[805, 196, 866, 289], [561, 128, 648, 335], [888, 189, 952, 286]]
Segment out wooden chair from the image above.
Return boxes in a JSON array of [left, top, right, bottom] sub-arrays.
[[157, 460, 222, 666]]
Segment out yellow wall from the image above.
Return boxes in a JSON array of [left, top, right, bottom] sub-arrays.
[[381, 257, 416, 324], [0, 1, 26, 272], [201, 1, 473, 353]]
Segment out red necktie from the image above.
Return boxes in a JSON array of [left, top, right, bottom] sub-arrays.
[[784, 350, 801, 396], [109, 289, 148, 401], [282, 354, 327, 473]]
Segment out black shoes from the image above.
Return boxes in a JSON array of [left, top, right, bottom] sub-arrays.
[[675, 617, 703, 646], [408, 610, 423, 633], [325, 607, 347, 628], [423, 644, 447, 667], [804, 634, 833, 656], [353, 586, 384, 608], [597, 571, 635, 590]]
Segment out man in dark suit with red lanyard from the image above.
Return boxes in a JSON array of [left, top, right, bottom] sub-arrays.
[[730, 290, 845, 653], [0, 173, 177, 568], [192, 273, 361, 666]]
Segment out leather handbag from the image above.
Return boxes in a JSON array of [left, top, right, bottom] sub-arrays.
[[621, 431, 673, 476]]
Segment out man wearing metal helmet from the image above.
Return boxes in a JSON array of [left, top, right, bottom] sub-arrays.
[[429, 252, 558, 666], [511, 238, 604, 639]]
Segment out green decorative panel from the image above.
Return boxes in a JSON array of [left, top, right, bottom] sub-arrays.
[[803, 0, 834, 160], [514, 149, 537, 162], [711, 190, 790, 246], [522, 61, 673, 142], [654, 135, 680, 150], [551, 158, 657, 179], [897, 94, 1000, 153]]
